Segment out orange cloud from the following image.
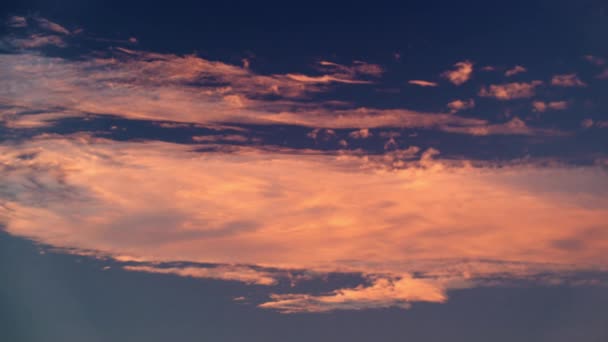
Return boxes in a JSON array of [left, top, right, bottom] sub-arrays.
[[532, 101, 569, 112], [441, 61, 473, 85], [551, 74, 586, 87], [318, 60, 384, 77], [34, 17, 71, 35], [581, 118, 608, 129], [1, 135, 607, 312], [408, 80, 438, 87], [478, 81, 543, 100], [7, 16, 27, 28], [584, 55, 605, 66], [259, 275, 450, 313], [349, 128, 372, 139], [505, 65, 527, 77], [307, 128, 336, 141], [124, 265, 278, 285], [286, 74, 370, 84], [581, 118, 595, 128], [1, 51, 501, 133], [447, 99, 475, 113], [286, 61, 383, 84]]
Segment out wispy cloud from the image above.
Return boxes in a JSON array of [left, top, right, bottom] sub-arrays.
[[7, 16, 27, 28], [551, 74, 586, 87], [259, 275, 449, 313], [286, 60, 383, 84], [408, 80, 438, 87], [1, 20, 573, 138], [348, 128, 372, 139], [319, 60, 384, 77], [124, 265, 278, 285], [285, 74, 370, 84], [597, 69, 608, 79], [0, 49, 515, 134], [505, 65, 527, 77], [447, 99, 475, 113], [33, 17, 71, 35], [532, 100, 569, 112], [478, 81, 543, 100], [583, 55, 605, 66], [581, 118, 608, 129], [8, 34, 67, 48]]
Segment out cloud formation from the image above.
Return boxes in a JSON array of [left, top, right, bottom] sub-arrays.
[[441, 61, 473, 85], [7, 16, 27, 28], [408, 80, 438, 87], [348, 128, 372, 139], [259, 275, 449, 313], [505, 65, 527, 77], [1, 134, 607, 312], [447, 99, 475, 113], [33, 17, 71, 35], [478, 81, 543, 100], [0, 47, 501, 133], [597, 69, 608, 79], [551, 74, 586, 87], [124, 265, 278, 285], [0, 19, 576, 139], [532, 101, 569, 112], [584, 55, 605, 66]]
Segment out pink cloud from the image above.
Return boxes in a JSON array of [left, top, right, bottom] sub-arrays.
[[307, 128, 336, 141], [532, 101, 568, 112], [447, 99, 475, 113], [34, 17, 71, 35], [259, 275, 448, 313], [408, 80, 438, 87], [1, 135, 607, 312], [286, 74, 371, 84], [124, 265, 278, 285], [282, 60, 385, 85], [551, 74, 586, 87], [478, 81, 543, 100], [7, 16, 27, 28], [1, 50, 501, 132], [441, 60, 473, 85], [10, 34, 67, 48], [581, 118, 608, 129], [348, 128, 372, 139], [505, 65, 527, 77], [581, 118, 594, 128], [441, 117, 563, 136], [318, 60, 384, 78], [583, 55, 605, 66]]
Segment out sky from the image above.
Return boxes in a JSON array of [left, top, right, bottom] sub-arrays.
[[1, 0, 608, 341]]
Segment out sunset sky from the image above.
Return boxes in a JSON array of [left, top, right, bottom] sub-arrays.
[[1, 1, 608, 341]]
